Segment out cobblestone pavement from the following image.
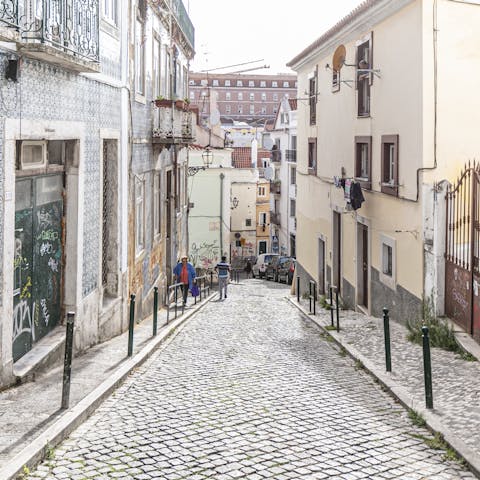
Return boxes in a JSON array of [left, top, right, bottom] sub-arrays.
[[26, 280, 475, 479]]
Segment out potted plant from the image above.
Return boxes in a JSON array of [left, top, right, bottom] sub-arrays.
[[175, 97, 190, 111], [154, 96, 172, 108]]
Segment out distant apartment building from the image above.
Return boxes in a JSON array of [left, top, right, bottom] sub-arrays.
[[188, 72, 297, 125]]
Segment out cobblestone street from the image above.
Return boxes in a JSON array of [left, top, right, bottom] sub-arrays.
[[27, 280, 475, 479]]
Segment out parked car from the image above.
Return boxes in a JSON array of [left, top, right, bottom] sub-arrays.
[[277, 257, 296, 284], [265, 256, 290, 281], [252, 253, 279, 278]]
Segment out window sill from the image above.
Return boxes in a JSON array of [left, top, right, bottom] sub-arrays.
[[379, 272, 396, 291], [308, 167, 317, 176], [357, 113, 371, 118], [355, 178, 371, 190]]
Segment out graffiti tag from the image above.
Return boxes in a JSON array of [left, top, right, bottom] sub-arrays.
[[37, 230, 58, 241], [48, 257, 59, 272], [40, 298, 50, 326], [40, 242, 54, 256], [452, 288, 469, 312], [13, 299, 35, 342]]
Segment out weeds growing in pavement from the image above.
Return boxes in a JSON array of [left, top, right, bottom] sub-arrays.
[[408, 408, 426, 428]]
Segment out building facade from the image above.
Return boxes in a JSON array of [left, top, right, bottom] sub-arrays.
[[288, 0, 480, 330]]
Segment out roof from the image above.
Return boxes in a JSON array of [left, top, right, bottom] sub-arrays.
[[232, 147, 271, 169], [287, 0, 379, 67], [288, 99, 297, 111]]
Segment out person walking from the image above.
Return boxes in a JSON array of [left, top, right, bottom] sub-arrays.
[[244, 259, 252, 279], [215, 255, 231, 300], [173, 254, 196, 306]]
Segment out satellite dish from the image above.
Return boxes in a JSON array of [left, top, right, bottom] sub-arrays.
[[332, 45, 346, 71], [210, 109, 220, 126], [263, 137, 274, 150], [264, 166, 274, 180]]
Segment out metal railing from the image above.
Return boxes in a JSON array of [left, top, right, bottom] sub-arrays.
[[0, 0, 19, 29], [171, 0, 194, 49], [195, 275, 210, 302], [152, 105, 194, 144], [271, 150, 281, 163], [166, 282, 185, 323]]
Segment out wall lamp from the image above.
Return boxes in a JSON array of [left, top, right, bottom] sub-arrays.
[[188, 146, 214, 176]]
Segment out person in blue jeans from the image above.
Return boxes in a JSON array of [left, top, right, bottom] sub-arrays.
[[215, 256, 231, 300], [173, 254, 196, 306]]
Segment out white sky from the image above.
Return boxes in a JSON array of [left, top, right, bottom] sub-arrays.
[[187, 0, 364, 74]]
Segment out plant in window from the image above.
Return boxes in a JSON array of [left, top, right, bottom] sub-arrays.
[[154, 95, 171, 107]]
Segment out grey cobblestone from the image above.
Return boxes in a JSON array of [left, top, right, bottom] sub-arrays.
[[26, 280, 476, 479]]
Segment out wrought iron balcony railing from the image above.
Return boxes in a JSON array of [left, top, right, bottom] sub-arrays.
[[271, 149, 281, 163], [270, 211, 281, 226], [1, 0, 99, 66], [270, 180, 281, 194], [152, 103, 194, 145], [286, 149, 297, 162], [171, 0, 194, 50], [155, 0, 194, 54]]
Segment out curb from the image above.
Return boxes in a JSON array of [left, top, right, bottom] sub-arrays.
[[288, 297, 480, 479], [0, 296, 214, 480]]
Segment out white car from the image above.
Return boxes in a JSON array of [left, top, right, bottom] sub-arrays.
[[252, 253, 279, 278]]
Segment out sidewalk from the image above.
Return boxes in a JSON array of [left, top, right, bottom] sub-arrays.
[[0, 295, 214, 480], [291, 295, 480, 478]]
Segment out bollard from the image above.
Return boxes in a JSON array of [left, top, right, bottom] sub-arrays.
[[128, 294, 135, 357], [422, 326, 434, 409], [153, 287, 158, 337], [335, 287, 340, 332], [297, 275, 300, 302], [383, 308, 392, 372], [309, 280, 316, 315], [210, 271, 213, 289], [329, 285, 334, 327], [61, 311, 75, 410]]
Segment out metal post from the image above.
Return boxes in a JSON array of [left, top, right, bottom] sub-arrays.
[[313, 282, 316, 315], [335, 287, 340, 332], [128, 294, 135, 357], [174, 285, 178, 318], [210, 271, 213, 289], [61, 312, 75, 410], [329, 285, 334, 327], [383, 308, 391, 372], [153, 287, 158, 336], [296, 275, 300, 302], [422, 326, 434, 409]]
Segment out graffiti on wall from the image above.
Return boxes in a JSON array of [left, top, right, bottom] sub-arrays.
[[190, 241, 220, 270]]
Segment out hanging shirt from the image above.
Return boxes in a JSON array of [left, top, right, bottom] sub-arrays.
[[351, 182, 365, 210], [344, 179, 353, 202]]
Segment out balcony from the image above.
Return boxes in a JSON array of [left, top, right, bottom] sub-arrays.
[[286, 149, 297, 163], [270, 180, 281, 195], [152, 103, 194, 145], [270, 211, 281, 226], [3, 0, 100, 72], [155, 0, 194, 57], [271, 149, 282, 163]]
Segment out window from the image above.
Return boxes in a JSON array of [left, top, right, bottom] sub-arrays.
[[261, 106, 267, 114], [281, 113, 289, 124], [354, 136, 372, 189], [290, 199, 296, 217], [152, 37, 161, 100], [200, 79, 208, 86], [250, 104, 255, 114], [135, 178, 145, 254], [238, 92, 243, 101], [332, 69, 340, 92], [103, 0, 117, 24], [260, 81, 266, 87], [226, 92, 231, 100], [356, 33, 373, 117], [189, 79, 195, 86], [258, 186, 266, 196], [380, 234, 396, 289], [308, 138, 317, 174], [135, 18, 145, 95], [153, 173, 161, 237], [261, 93, 266, 101], [238, 105, 243, 114], [272, 81, 278, 87], [225, 105, 231, 113], [225, 80, 231, 86], [246, 218, 252, 227], [259, 212, 267, 225], [309, 69, 317, 125], [381, 135, 399, 196], [237, 80, 243, 86], [189, 91, 195, 100], [249, 80, 255, 87], [273, 93, 278, 101], [212, 79, 219, 86], [163, 46, 170, 97], [283, 81, 289, 87], [249, 93, 255, 101], [291, 167, 296, 185]]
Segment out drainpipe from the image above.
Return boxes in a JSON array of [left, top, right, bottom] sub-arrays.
[[220, 173, 225, 257]]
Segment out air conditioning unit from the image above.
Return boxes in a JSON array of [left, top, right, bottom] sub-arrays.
[[21, 141, 47, 170]]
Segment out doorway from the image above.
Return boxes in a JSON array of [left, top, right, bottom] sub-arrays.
[[318, 238, 325, 295], [358, 223, 369, 308]]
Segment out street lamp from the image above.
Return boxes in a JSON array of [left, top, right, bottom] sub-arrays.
[[188, 146, 214, 176]]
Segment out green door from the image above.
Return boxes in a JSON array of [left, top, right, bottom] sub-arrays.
[[13, 175, 64, 362]]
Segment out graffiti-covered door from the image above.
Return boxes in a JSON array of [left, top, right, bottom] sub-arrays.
[[13, 175, 64, 362]]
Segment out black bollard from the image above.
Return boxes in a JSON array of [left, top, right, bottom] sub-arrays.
[[329, 285, 334, 327], [128, 294, 135, 357], [383, 308, 392, 372], [153, 287, 158, 336], [422, 326, 434, 409], [297, 275, 300, 302], [61, 312, 75, 410], [335, 287, 340, 332]]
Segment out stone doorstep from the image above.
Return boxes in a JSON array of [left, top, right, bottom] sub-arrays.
[[12, 326, 65, 383]]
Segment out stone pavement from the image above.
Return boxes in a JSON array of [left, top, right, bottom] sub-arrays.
[[292, 290, 480, 477], [0, 294, 211, 480], [17, 280, 478, 479]]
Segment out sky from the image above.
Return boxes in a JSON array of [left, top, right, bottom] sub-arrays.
[[186, 0, 364, 75]]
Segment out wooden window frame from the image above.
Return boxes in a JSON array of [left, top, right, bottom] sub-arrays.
[[308, 137, 317, 175], [356, 32, 373, 118], [354, 136, 372, 190], [381, 134, 399, 196]]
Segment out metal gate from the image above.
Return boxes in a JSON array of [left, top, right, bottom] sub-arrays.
[[13, 175, 64, 361], [445, 163, 480, 341]]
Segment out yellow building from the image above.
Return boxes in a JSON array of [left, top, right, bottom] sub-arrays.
[[256, 179, 271, 254], [288, 0, 480, 333]]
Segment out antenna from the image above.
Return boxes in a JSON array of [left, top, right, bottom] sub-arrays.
[[332, 45, 346, 71]]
